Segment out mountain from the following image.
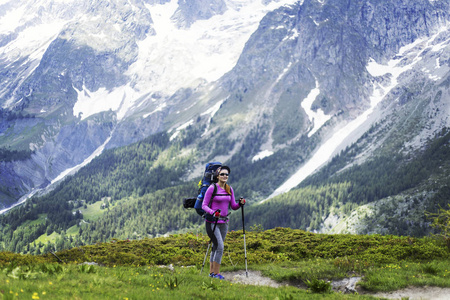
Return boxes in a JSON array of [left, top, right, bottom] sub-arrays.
[[0, 0, 449, 253], [0, 0, 299, 208]]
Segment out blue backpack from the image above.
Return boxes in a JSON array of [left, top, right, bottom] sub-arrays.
[[183, 162, 222, 216]]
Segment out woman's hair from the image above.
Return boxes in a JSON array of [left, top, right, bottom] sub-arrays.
[[221, 165, 231, 173], [224, 183, 232, 195]]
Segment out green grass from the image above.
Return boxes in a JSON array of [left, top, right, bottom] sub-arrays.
[[66, 225, 80, 237], [77, 201, 108, 221], [0, 263, 376, 300], [21, 214, 48, 227], [34, 232, 60, 246], [1, 228, 449, 299], [32, 225, 79, 249], [360, 260, 450, 292], [32, 200, 113, 247]]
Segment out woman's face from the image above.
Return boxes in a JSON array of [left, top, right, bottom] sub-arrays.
[[218, 168, 229, 183]]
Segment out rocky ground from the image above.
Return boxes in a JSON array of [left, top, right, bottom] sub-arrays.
[[222, 270, 450, 300]]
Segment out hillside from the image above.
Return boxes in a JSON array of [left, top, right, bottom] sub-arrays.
[[1, 228, 450, 299], [0, 124, 449, 254]]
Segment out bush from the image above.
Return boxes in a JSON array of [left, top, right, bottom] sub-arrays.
[[428, 204, 450, 249], [305, 278, 332, 294]]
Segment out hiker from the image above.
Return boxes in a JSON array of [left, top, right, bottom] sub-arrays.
[[202, 165, 245, 279]]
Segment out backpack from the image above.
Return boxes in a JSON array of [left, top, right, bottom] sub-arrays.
[[183, 162, 222, 216]]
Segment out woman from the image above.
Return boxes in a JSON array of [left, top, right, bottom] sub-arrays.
[[202, 165, 245, 279]]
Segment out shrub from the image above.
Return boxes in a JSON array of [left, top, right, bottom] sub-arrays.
[[305, 278, 332, 294], [428, 204, 450, 249]]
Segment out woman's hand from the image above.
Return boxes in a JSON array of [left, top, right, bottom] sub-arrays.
[[239, 197, 246, 206]]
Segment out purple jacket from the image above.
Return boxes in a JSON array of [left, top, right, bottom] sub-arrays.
[[202, 184, 241, 223]]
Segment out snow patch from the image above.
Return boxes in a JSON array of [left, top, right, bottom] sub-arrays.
[[252, 150, 274, 162], [169, 93, 225, 140], [274, 62, 292, 84], [301, 78, 332, 137], [73, 84, 141, 120], [200, 98, 225, 136], [367, 25, 450, 84], [287, 28, 299, 40], [201, 99, 223, 118], [0, 5, 27, 34], [143, 103, 167, 118], [170, 119, 194, 141]]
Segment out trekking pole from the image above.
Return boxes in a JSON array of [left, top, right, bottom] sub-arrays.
[[241, 204, 248, 278], [200, 209, 220, 274], [50, 251, 66, 264]]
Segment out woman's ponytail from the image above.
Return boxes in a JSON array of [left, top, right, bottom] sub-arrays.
[[224, 183, 232, 195]]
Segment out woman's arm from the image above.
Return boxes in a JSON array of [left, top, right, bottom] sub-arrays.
[[230, 187, 241, 210]]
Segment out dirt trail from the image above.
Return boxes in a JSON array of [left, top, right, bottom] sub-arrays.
[[222, 270, 450, 300], [372, 287, 450, 300]]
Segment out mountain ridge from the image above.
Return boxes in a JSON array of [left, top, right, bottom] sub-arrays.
[[0, 0, 450, 253]]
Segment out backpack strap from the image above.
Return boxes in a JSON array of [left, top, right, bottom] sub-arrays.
[[210, 183, 217, 208]]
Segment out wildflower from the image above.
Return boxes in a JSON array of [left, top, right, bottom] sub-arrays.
[[32, 292, 40, 299], [6, 280, 9, 283], [49, 281, 53, 285]]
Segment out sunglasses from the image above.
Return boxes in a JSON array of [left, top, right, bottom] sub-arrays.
[[219, 173, 229, 177]]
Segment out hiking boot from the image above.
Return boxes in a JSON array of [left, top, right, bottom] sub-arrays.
[[213, 273, 225, 280], [209, 272, 215, 278]]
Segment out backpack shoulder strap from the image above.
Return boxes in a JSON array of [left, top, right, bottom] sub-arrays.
[[209, 183, 217, 208]]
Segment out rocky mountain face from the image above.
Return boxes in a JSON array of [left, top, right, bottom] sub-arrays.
[[224, 0, 449, 119], [1, 0, 449, 220], [171, 0, 227, 28]]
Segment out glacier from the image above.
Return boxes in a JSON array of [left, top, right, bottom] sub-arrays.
[[72, 0, 299, 121]]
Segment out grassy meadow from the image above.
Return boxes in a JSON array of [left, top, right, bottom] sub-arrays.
[[1, 228, 449, 299]]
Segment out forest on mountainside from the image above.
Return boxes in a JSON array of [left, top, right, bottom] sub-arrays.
[[0, 148, 34, 162], [0, 126, 449, 254]]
